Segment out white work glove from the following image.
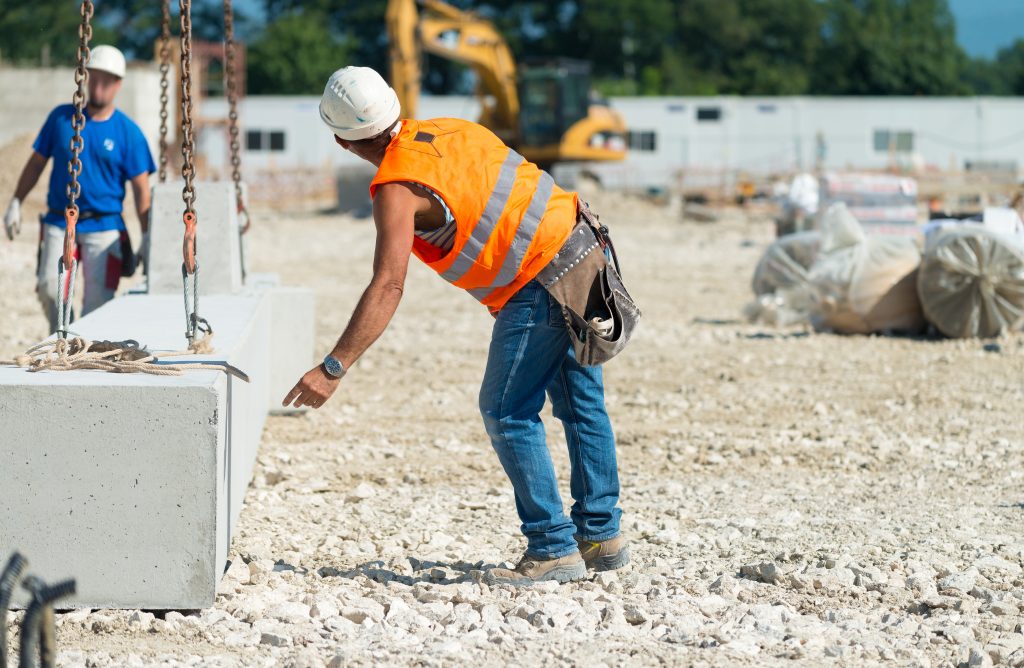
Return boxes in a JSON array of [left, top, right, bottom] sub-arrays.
[[4, 197, 21, 241]]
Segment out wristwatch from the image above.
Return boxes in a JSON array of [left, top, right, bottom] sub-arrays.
[[321, 354, 347, 379]]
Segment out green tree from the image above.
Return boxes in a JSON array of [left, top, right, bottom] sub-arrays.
[[962, 56, 1011, 95], [670, 0, 824, 95], [247, 9, 352, 94], [993, 39, 1024, 94], [814, 0, 969, 95], [0, 4, 114, 65]]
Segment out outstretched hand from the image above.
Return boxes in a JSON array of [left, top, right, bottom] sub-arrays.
[[282, 364, 341, 409]]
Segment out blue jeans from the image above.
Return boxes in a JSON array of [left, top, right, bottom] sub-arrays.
[[479, 280, 622, 558]]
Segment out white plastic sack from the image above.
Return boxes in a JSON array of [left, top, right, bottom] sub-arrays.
[[751, 231, 821, 296], [917, 226, 1024, 338], [747, 204, 924, 333], [787, 173, 819, 214]]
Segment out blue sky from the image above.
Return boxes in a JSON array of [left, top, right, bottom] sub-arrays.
[[236, 0, 1024, 60], [949, 0, 1024, 58]]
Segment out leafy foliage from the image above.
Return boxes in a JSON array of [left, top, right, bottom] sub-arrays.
[[1, 0, 1021, 97]]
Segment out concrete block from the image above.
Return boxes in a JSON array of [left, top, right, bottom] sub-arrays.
[[248, 274, 316, 414], [0, 284, 311, 609], [148, 181, 245, 295]]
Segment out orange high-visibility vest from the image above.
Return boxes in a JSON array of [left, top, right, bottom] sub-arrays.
[[369, 118, 577, 311]]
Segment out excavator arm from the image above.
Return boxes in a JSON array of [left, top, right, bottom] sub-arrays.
[[386, 0, 519, 143], [386, 0, 421, 120]]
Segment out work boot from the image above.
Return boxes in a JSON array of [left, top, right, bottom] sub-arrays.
[[575, 534, 630, 572], [484, 551, 587, 586]]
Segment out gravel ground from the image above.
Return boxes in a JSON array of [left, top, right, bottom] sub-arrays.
[[1, 135, 1023, 666]]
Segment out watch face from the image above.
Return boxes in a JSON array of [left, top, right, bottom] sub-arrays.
[[324, 356, 343, 376]]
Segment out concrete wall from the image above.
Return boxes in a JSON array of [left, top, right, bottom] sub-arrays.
[[0, 64, 171, 161]]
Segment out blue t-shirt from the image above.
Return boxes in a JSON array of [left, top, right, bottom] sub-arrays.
[[33, 104, 156, 233]]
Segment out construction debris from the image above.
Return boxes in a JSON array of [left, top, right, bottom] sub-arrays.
[[748, 203, 924, 334], [817, 172, 918, 236]]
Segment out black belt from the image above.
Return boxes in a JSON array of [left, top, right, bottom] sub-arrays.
[[47, 209, 120, 221]]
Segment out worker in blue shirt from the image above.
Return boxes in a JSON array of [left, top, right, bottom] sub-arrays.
[[4, 45, 156, 332]]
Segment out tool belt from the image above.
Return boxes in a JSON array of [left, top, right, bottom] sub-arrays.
[[536, 200, 641, 366], [45, 209, 138, 278]]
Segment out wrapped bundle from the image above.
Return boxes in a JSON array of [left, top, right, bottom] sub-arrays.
[[917, 226, 1024, 338]]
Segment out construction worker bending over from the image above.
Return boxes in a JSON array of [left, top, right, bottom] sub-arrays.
[[284, 66, 630, 586], [4, 45, 156, 332]]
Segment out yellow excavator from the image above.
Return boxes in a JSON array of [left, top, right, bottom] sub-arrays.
[[386, 0, 627, 168]]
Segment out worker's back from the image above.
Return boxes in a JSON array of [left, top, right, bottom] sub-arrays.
[[371, 117, 578, 310]]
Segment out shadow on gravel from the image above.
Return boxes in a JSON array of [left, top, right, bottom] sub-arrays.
[[691, 317, 744, 326], [743, 331, 810, 340], [313, 557, 498, 586]]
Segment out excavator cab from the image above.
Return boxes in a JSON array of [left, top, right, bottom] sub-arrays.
[[517, 59, 626, 167], [519, 60, 590, 147]]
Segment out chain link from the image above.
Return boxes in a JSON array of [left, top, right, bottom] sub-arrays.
[[57, 0, 93, 339], [158, 0, 171, 183], [63, 1, 94, 266], [179, 0, 197, 276], [223, 0, 250, 238], [66, 0, 93, 215], [178, 0, 205, 346]]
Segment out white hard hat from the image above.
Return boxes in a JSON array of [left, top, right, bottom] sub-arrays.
[[319, 66, 400, 140], [87, 45, 126, 78]]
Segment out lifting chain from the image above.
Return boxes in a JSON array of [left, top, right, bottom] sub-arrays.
[[57, 0, 94, 340], [223, 0, 249, 283], [158, 0, 172, 183], [223, 0, 248, 235], [179, 0, 209, 348]]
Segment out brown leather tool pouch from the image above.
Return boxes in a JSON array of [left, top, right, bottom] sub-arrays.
[[536, 201, 641, 366]]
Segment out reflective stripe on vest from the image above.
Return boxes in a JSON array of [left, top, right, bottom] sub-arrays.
[[467, 170, 555, 302], [440, 148, 524, 283]]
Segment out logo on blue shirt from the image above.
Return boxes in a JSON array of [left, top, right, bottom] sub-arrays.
[[103, 138, 115, 152]]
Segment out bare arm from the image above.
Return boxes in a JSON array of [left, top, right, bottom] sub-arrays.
[[130, 172, 151, 233], [327, 183, 420, 366], [282, 182, 430, 408], [14, 151, 48, 202]]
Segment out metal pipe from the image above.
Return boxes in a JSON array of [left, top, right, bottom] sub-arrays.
[[0, 552, 27, 668], [38, 580, 75, 668]]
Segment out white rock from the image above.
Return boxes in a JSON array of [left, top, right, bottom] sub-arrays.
[[223, 558, 251, 584], [938, 569, 978, 593], [223, 629, 260, 647], [975, 555, 1022, 575], [310, 599, 339, 619], [269, 601, 312, 624], [987, 601, 1019, 616], [346, 482, 377, 501], [340, 600, 385, 625]]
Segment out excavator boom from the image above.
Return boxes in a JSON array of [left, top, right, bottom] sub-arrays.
[[386, 0, 626, 166]]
